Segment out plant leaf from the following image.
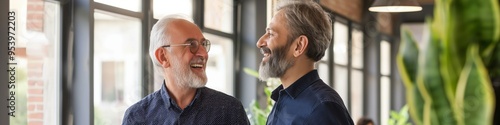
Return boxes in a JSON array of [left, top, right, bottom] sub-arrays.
[[243, 68, 260, 78], [397, 29, 424, 125], [416, 25, 457, 125], [455, 45, 496, 125]]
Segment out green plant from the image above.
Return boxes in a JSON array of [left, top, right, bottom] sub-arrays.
[[243, 68, 279, 125], [388, 105, 411, 125], [397, 0, 500, 124]]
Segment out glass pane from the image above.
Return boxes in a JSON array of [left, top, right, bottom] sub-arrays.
[[94, 0, 141, 12], [380, 76, 391, 125], [204, 33, 234, 96], [204, 0, 233, 33], [321, 47, 329, 61], [334, 22, 348, 65], [381, 41, 391, 75], [334, 65, 349, 106], [94, 11, 142, 125], [318, 62, 330, 86], [352, 29, 363, 69], [153, 0, 192, 19], [350, 70, 363, 122], [9, 0, 61, 124]]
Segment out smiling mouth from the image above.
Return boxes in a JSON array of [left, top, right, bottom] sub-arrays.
[[260, 47, 271, 62], [261, 48, 271, 56], [191, 64, 204, 68]]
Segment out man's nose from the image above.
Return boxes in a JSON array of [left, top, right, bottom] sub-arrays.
[[195, 46, 209, 58], [256, 34, 266, 48]]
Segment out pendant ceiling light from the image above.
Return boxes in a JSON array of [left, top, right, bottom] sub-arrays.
[[369, 0, 423, 12]]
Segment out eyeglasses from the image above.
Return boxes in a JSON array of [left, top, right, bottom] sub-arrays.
[[162, 39, 211, 53]]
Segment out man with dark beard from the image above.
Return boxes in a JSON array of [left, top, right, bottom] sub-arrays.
[[122, 15, 249, 125], [256, 1, 354, 125]]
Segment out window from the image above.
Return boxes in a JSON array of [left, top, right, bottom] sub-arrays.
[[93, 11, 142, 125], [333, 22, 348, 65], [153, 0, 192, 19], [350, 29, 364, 121], [333, 21, 349, 106], [380, 40, 391, 125], [204, 33, 234, 95], [94, 0, 141, 12], [203, 1, 235, 96], [9, 0, 61, 125], [204, 0, 233, 33], [317, 47, 330, 86]]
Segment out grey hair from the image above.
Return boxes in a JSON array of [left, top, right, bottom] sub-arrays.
[[276, 0, 332, 61], [149, 14, 194, 73]]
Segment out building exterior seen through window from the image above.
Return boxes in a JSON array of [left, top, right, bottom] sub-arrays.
[[9, 0, 61, 125]]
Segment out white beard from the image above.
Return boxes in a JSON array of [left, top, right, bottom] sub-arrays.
[[170, 57, 206, 88]]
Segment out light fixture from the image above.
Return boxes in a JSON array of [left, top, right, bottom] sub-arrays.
[[369, 0, 423, 12]]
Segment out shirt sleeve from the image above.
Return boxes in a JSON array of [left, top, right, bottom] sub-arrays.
[[230, 102, 251, 125], [305, 101, 354, 125], [121, 106, 144, 125]]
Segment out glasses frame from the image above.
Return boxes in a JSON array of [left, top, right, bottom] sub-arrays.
[[162, 39, 211, 54]]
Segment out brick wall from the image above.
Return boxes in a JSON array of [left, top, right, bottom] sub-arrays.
[[27, 0, 45, 125], [320, 0, 363, 23], [377, 13, 393, 35]]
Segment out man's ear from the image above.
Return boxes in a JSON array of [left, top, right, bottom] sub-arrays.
[[293, 35, 308, 57], [155, 48, 170, 67]]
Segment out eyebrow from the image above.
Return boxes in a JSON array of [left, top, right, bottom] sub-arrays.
[[184, 38, 207, 43], [184, 38, 197, 43]]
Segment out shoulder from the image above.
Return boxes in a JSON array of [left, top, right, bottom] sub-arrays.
[[199, 87, 250, 124], [307, 80, 345, 104], [202, 87, 243, 105], [302, 80, 353, 124], [122, 90, 163, 123], [307, 101, 354, 125]]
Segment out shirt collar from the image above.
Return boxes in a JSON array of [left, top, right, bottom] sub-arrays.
[[270, 70, 320, 101], [160, 80, 203, 109]]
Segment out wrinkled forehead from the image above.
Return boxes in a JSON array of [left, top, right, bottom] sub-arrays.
[[166, 20, 204, 43], [268, 10, 289, 33]]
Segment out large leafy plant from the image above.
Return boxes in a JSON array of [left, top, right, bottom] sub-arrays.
[[243, 68, 279, 125], [397, 0, 500, 124]]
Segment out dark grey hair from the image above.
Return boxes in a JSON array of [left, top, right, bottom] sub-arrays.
[[276, 0, 332, 61]]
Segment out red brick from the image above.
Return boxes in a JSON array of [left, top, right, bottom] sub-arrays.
[[377, 13, 393, 35], [37, 105, 44, 110], [28, 96, 43, 102], [28, 89, 43, 95], [27, 4, 44, 11], [28, 70, 43, 78], [28, 112, 43, 119], [28, 80, 42, 86], [27, 13, 44, 21], [320, 0, 363, 23], [28, 80, 43, 88], [28, 104, 36, 111], [28, 121, 43, 125]]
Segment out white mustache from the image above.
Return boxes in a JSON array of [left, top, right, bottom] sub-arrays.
[[190, 57, 206, 64]]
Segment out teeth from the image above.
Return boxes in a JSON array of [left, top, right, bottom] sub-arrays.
[[191, 64, 203, 68], [264, 53, 269, 57]]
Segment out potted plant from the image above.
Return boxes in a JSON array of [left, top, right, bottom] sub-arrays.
[[397, 0, 500, 124]]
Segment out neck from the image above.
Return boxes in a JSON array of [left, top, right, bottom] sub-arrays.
[[164, 79, 197, 110], [280, 59, 314, 89]]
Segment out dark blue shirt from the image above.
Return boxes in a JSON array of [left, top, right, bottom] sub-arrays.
[[266, 70, 354, 125], [122, 83, 250, 125]]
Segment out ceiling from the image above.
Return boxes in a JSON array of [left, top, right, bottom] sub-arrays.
[[399, 0, 435, 23], [418, 0, 435, 5]]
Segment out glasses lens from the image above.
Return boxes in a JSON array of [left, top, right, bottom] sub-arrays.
[[204, 40, 210, 52], [188, 40, 198, 53]]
